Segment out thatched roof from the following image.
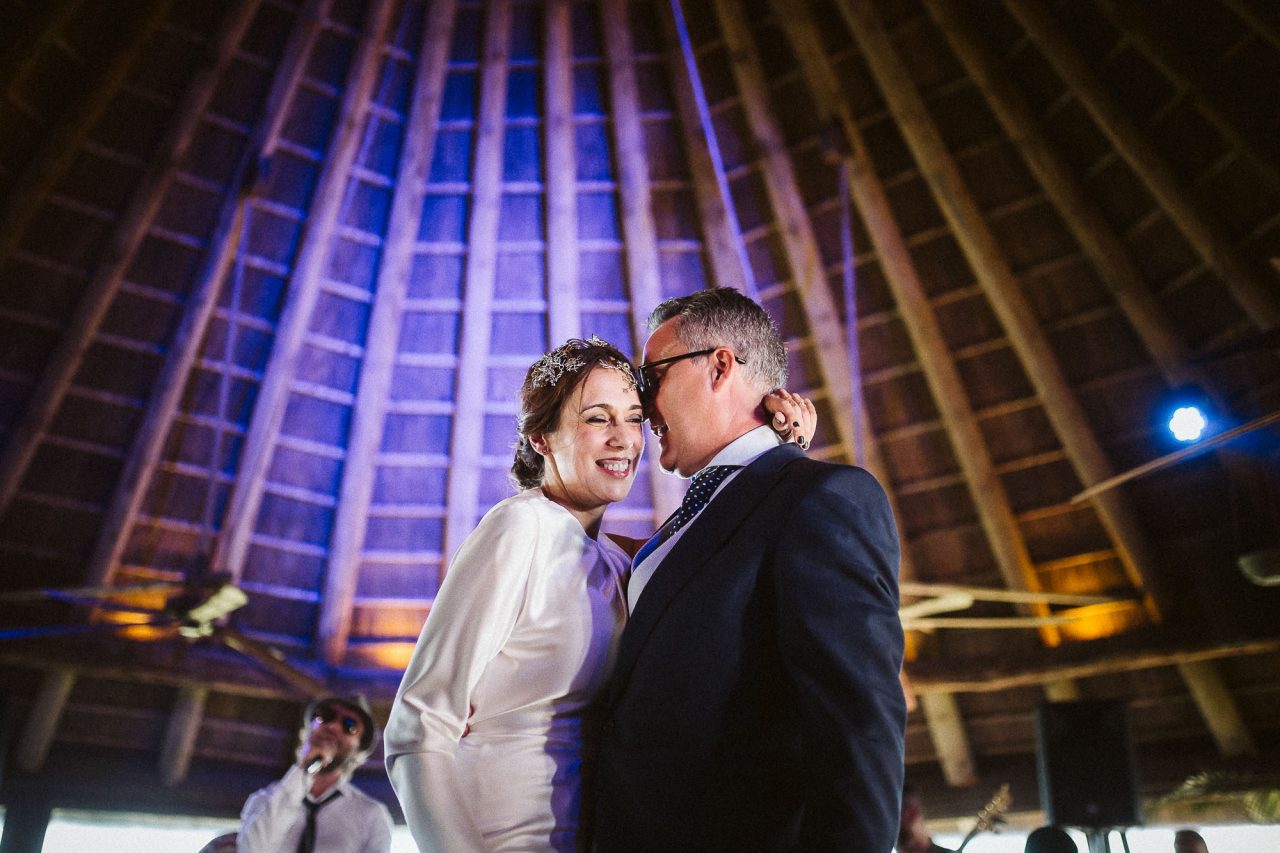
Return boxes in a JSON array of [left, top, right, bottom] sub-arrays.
[[1, 0, 1278, 825]]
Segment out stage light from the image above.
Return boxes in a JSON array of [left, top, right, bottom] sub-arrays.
[[1168, 405, 1208, 442]]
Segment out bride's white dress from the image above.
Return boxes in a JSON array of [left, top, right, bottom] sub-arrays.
[[385, 488, 630, 852]]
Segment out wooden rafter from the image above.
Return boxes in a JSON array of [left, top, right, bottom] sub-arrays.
[[442, 0, 514, 562], [0, 0, 79, 101], [0, 0, 176, 266], [317, 0, 459, 666], [159, 684, 208, 786], [213, 0, 399, 581], [601, 0, 684, 520], [711, 0, 861, 463], [543, 0, 581, 346], [838, 0, 1168, 619], [1092, 0, 1280, 197], [0, 0, 262, 519], [1002, 0, 1280, 331], [661, 0, 757, 299], [80, 0, 335, 590], [777, 0, 1056, 647]]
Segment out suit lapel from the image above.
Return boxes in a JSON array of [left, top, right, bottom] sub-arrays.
[[610, 444, 805, 705]]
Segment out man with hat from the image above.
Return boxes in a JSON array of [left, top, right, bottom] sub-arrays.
[[238, 695, 393, 852]]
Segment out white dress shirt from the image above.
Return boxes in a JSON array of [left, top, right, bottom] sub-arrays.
[[627, 425, 783, 612], [238, 764, 393, 853]]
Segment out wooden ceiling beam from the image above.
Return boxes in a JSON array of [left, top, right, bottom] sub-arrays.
[[214, 0, 399, 581], [0, 0, 79, 100], [442, 0, 514, 562], [0, 0, 262, 521], [778, 1, 1056, 654], [661, 0, 758, 299], [0, 0, 176, 266], [159, 684, 209, 786], [602, 0, 684, 520], [1002, 0, 1280, 331], [317, 0, 458, 666], [839, 0, 1168, 623], [711, 0, 861, 463], [543, 0, 582, 346]]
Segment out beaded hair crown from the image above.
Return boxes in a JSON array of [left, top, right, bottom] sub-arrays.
[[527, 335, 636, 390]]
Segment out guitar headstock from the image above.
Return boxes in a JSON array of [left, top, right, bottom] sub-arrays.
[[974, 783, 1012, 832]]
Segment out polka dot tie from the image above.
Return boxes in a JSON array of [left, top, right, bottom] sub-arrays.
[[633, 464, 741, 568]]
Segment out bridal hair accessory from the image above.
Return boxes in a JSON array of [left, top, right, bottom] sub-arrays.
[[528, 336, 636, 390]]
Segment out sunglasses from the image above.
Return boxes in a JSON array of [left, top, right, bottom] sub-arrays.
[[312, 706, 362, 736], [633, 348, 745, 406]]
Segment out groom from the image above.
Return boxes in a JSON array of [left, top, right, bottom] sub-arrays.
[[594, 288, 905, 851]]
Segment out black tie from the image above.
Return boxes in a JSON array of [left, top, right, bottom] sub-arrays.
[[297, 790, 341, 853], [633, 464, 741, 567]]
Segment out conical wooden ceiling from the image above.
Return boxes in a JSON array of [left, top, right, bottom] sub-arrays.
[[1, 0, 1278, 819]]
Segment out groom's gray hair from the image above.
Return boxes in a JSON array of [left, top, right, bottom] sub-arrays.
[[648, 287, 787, 395]]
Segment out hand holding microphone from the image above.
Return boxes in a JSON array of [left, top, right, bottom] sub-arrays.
[[303, 748, 336, 775]]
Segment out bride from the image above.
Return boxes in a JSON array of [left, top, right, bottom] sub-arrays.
[[384, 336, 814, 852]]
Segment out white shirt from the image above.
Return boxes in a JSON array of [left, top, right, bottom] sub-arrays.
[[238, 764, 393, 853], [627, 425, 783, 611], [385, 488, 631, 852]]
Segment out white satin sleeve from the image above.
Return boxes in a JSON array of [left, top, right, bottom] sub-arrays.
[[384, 499, 538, 853]]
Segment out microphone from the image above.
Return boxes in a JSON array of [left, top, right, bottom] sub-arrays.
[[304, 753, 334, 775]]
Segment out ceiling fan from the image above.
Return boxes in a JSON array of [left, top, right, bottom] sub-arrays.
[[898, 581, 1124, 631], [0, 574, 327, 696]]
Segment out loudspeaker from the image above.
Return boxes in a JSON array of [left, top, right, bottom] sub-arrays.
[[1035, 700, 1141, 828]]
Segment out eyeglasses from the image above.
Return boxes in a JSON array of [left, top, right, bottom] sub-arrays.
[[632, 347, 745, 406], [312, 706, 361, 736]]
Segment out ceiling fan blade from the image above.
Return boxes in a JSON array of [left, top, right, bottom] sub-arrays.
[[0, 617, 172, 641], [899, 591, 974, 621], [899, 581, 1119, 607], [902, 615, 1083, 630], [215, 626, 328, 697], [1071, 408, 1280, 504], [0, 581, 184, 604]]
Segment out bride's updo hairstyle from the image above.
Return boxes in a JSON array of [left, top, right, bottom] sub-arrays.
[[511, 336, 637, 490]]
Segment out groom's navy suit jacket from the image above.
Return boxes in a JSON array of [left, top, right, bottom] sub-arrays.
[[593, 444, 906, 851]]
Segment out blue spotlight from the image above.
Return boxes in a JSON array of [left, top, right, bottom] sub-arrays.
[[1168, 405, 1208, 442]]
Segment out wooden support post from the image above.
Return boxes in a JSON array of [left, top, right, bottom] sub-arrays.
[[543, 0, 581, 346], [1177, 660, 1257, 757], [159, 684, 209, 786], [16, 669, 75, 772], [1003, 0, 1280, 330], [0, 0, 262, 519], [601, 0, 685, 520], [920, 692, 978, 787], [317, 0, 458, 665], [0, 794, 53, 853], [0, 0, 176, 265], [838, 0, 1169, 617], [214, 0, 399, 580], [442, 0, 514, 562]]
